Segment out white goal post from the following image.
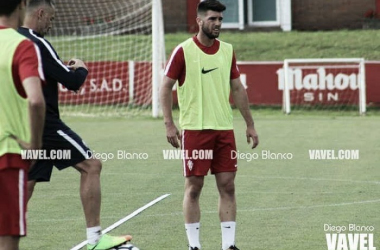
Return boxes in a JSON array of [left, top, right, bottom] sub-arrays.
[[282, 58, 366, 114], [152, 0, 165, 117]]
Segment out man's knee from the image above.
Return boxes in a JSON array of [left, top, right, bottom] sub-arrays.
[[217, 176, 236, 197], [185, 177, 204, 200], [186, 185, 203, 200], [75, 159, 102, 175], [222, 181, 235, 196]]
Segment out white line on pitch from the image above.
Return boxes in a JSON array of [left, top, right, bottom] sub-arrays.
[[70, 193, 171, 250]]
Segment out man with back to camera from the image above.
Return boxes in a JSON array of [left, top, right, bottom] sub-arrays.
[[0, 0, 46, 249], [160, 1, 259, 250], [18, 0, 133, 249]]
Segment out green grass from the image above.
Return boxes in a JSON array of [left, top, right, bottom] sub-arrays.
[[170, 30, 380, 61], [26, 30, 380, 249], [20, 112, 380, 249], [48, 30, 380, 61]]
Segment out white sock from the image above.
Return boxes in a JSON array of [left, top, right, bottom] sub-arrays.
[[87, 226, 102, 245], [221, 221, 236, 250], [185, 222, 201, 249]]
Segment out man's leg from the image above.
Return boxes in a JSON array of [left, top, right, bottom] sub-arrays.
[[0, 236, 20, 250], [75, 158, 131, 250], [184, 176, 204, 249], [27, 160, 55, 202], [75, 158, 102, 228], [27, 180, 36, 201], [215, 172, 237, 250], [0, 169, 27, 250]]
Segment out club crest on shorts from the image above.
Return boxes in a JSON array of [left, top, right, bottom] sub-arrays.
[[187, 160, 194, 171]]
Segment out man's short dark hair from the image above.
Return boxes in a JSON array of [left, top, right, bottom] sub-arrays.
[[197, 0, 226, 15], [27, 0, 54, 9], [0, 0, 23, 16]]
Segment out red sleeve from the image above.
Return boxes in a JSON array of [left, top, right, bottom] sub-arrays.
[[12, 40, 44, 98], [164, 45, 186, 86], [230, 51, 240, 80]]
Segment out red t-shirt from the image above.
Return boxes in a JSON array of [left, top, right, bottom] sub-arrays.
[[0, 26, 44, 170], [165, 36, 240, 86]]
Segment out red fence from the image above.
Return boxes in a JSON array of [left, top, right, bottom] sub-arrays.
[[59, 61, 380, 107]]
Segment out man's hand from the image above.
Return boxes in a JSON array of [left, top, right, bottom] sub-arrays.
[[67, 58, 88, 70], [10, 135, 32, 150], [165, 122, 181, 148], [10, 135, 40, 169], [246, 125, 259, 149]]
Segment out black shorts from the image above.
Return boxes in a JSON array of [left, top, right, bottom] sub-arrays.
[[28, 120, 92, 182]]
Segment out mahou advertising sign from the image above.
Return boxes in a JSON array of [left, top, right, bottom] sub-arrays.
[[237, 61, 379, 107], [277, 66, 360, 104]]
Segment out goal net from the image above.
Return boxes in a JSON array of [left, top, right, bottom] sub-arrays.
[[47, 0, 165, 117], [281, 58, 366, 114]]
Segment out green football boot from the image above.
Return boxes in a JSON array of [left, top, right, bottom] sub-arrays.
[[87, 234, 132, 250]]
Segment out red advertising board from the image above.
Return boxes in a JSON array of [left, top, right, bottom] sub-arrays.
[[238, 61, 380, 107], [59, 61, 151, 105], [58, 61, 380, 107]]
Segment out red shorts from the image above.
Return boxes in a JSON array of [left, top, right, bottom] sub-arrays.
[[181, 130, 237, 176], [0, 168, 27, 236]]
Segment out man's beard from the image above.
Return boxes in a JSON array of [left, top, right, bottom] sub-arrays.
[[202, 26, 220, 39]]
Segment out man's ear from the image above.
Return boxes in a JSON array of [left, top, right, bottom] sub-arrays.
[[19, 0, 26, 10], [37, 8, 44, 19], [196, 17, 203, 26]]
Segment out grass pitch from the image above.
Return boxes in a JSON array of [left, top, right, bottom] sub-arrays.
[[20, 111, 380, 250]]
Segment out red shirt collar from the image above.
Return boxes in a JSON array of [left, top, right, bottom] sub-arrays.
[[192, 35, 220, 55]]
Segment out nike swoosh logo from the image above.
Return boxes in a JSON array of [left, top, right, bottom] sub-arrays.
[[224, 226, 231, 228], [202, 67, 218, 74]]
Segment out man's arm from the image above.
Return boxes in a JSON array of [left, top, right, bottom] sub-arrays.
[[19, 32, 88, 91], [36, 40, 88, 91], [160, 76, 181, 148], [23, 77, 45, 150], [45, 55, 88, 91], [230, 77, 259, 149], [10, 40, 45, 151]]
